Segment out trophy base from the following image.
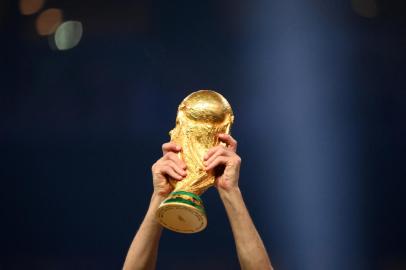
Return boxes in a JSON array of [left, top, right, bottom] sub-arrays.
[[156, 191, 207, 233]]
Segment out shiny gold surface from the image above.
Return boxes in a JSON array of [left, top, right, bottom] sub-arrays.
[[168, 90, 234, 195], [156, 202, 207, 233]]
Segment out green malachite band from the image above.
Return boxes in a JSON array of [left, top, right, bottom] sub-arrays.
[[164, 197, 205, 213], [170, 191, 202, 203]]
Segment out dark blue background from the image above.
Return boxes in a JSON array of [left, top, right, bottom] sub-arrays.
[[1, 0, 406, 269]]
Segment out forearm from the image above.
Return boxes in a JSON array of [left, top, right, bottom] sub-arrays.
[[219, 187, 273, 270], [123, 193, 164, 270]]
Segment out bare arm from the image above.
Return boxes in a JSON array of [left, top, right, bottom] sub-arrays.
[[123, 193, 164, 270], [123, 143, 187, 270], [219, 187, 272, 270], [204, 134, 273, 270]]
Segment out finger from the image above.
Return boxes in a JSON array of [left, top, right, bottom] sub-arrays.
[[162, 142, 181, 155], [164, 152, 187, 169], [161, 165, 183, 180], [218, 134, 237, 152], [162, 160, 187, 177], [204, 145, 226, 161], [204, 147, 231, 166], [205, 156, 229, 171]]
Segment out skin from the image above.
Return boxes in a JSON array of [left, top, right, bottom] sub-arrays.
[[123, 134, 273, 270]]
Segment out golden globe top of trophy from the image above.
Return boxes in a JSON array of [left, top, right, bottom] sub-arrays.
[[156, 90, 234, 233]]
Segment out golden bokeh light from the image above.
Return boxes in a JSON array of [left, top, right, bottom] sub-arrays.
[[35, 8, 63, 36], [352, 0, 378, 18], [19, 0, 45, 15]]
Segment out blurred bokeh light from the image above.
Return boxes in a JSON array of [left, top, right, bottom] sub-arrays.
[[35, 8, 62, 36], [54, 21, 83, 50], [352, 0, 379, 18], [19, 0, 45, 16]]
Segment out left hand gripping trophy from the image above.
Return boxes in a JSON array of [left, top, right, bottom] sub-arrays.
[[156, 90, 234, 233]]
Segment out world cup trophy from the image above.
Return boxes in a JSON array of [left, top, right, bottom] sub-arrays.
[[156, 90, 234, 233]]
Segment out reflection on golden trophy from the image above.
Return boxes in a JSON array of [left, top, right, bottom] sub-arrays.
[[156, 90, 234, 233]]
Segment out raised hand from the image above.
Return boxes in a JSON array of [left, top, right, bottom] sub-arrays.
[[151, 142, 187, 196], [203, 134, 241, 192]]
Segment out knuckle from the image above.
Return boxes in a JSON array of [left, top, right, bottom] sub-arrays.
[[151, 162, 159, 172], [233, 155, 241, 163]]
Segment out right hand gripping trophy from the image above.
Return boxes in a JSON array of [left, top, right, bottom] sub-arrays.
[[156, 90, 234, 233]]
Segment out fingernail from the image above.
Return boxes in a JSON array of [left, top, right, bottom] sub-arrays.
[[176, 146, 181, 150]]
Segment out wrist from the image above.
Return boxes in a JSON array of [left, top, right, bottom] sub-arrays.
[[218, 186, 246, 218], [218, 186, 241, 201], [150, 192, 166, 205], [146, 192, 166, 215], [144, 193, 165, 228]]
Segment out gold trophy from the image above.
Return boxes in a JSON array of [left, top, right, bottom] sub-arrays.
[[156, 90, 234, 233]]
